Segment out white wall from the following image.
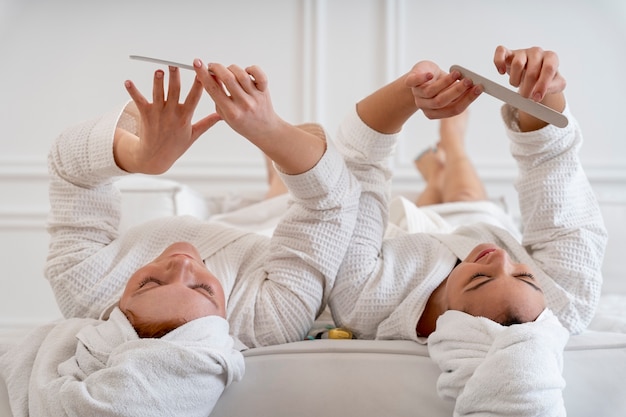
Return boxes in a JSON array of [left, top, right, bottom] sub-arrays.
[[1, 0, 625, 329]]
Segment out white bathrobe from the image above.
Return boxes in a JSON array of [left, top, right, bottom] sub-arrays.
[[0, 308, 244, 417], [330, 103, 607, 341], [45, 102, 361, 348]]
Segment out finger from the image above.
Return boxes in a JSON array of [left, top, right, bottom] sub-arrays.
[[437, 81, 482, 111], [531, 50, 560, 101], [183, 76, 205, 111], [422, 86, 482, 119], [191, 113, 222, 141], [418, 71, 466, 103], [166, 66, 181, 104], [153, 70, 165, 105], [405, 60, 441, 88], [124, 79, 149, 108], [227, 64, 257, 95], [194, 60, 230, 102], [220, 64, 252, 100], [493, 45, 511, 75], [246, 65, 268, 92], [405, 71, 434, 88], [507, 50, 528, 89]]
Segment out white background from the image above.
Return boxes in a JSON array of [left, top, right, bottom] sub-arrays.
[[1, 0, 625, 328]]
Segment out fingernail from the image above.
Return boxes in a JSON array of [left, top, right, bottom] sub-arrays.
[[124, 80, 131, 88], [193, 58, 202, 68], [155, 70, 164, 79], [533, 92, 542, 102]]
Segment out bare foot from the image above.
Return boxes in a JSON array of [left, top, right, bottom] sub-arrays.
[[414, 147, 445, 183]]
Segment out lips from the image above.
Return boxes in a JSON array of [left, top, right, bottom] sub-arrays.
[[475, 248, 496, 262]]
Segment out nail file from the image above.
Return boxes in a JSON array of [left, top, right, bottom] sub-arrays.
[[130, 55, 195, 71], [450, 65, 568, 128]]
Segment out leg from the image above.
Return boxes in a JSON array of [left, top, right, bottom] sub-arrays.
[[437, 110, 487, 203], [414, 147, 445, 206], [413, 110, 487, 206]]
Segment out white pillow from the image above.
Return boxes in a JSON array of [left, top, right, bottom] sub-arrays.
[[115, 176, 209, 233]]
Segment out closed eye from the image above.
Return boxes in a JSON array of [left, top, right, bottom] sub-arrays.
[[465, 274, 494, 292], [514, 273, 542, 292], [191, 283, 215, 296], [470, 272, 489, 280], [138, 277, 162, 288]]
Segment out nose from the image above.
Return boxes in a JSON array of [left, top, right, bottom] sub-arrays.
[[164, 254, 196, 284], [486, 249, 516, 276]]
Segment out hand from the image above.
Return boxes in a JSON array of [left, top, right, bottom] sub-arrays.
[[193, 60, 326, 175], [116, 66, 221, 174], [192, 60, 283, 146], [493, 45, 566, 103], [493, 45, 566, 130], [405, 60, 482, 120]]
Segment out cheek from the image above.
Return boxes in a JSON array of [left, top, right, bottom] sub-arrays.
[[443, 268, 467, 309]]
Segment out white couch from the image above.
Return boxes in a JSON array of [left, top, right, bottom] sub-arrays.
[[2, 177, 626, 416]]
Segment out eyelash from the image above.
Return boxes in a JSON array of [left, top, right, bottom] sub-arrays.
[[138, 278, 214, 295], [469, 272, 535, 280], [138, 277, 159, 288], [470, 272, 487, 280], [192, 283, 215, 296]]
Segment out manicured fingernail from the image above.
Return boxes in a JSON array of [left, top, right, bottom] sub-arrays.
[[155, 70, 164, 79], [463, 78, 473, 87], [193, 58, 202, 68], [124, 80, 131, 88], [533, 92, 542, 101]]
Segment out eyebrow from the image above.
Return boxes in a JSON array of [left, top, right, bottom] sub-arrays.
[[465, 276, 543, 293]]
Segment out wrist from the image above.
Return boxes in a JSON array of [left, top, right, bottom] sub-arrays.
[[113, 128, 139, 173], [518, 93, 566, 132]]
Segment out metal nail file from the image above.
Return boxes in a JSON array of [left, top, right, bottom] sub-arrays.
[[450, 65, 568, 128], [130, 55, 195, 71]]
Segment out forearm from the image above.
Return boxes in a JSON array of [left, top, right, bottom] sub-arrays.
[[518, 91, 566, 132], [330, 107, 398, 335], [356, 74, 418, 134], [46, 106, 131, 317], [255, 120, 327, 175], [239, 146, 360, 346]]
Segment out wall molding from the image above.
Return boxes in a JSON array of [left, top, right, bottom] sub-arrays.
[[1, 165, 625, 231], [301, 0, 325, 123], [3, 158, 625, 181]]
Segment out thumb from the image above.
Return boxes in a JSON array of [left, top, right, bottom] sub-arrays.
[[191, 113, 222, 141]]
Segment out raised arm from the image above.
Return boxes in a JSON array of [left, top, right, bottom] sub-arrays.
[[46, 68, 220, 318], [330, 61, 482, 337], [193, 61, 361, 346], [494, 46, 607, 332]]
